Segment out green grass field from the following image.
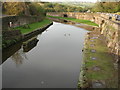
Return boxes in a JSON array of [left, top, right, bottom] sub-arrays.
[[48, 15, 98, 26], [13, 18, 52, 34]]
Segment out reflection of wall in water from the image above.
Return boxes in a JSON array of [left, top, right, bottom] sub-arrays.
[[2, 36, 39, 65], [49, 18, 95, 31], [11, 49, 27, 65], [2, 42, 22, 63], [23, 37, 39, 52]]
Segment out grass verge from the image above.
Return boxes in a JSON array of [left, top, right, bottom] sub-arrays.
[[13, 18, 52, 34], [79, 30, 118, 88], [48, 15, 98, 26]]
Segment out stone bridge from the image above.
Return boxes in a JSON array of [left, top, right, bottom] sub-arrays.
[[47, 12, 120, 63]]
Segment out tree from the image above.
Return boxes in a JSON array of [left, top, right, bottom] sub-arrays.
[[42, 2, 83, 12], [91, 2, 120, 13]]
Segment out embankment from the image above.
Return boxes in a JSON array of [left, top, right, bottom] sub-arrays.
[[48, 12, 119, 88], [78, 30, 118, 88], [23, 22, 53, 40], [2, 15, 53, 49], [47, 12, 120, 63], [48, 17, 98, 31]]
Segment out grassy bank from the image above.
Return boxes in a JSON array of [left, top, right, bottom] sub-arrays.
[[78, 30, 118, 88], [3, 18, 52, 49], [13, 18, 52, 34], [48, 15, 98, 26]]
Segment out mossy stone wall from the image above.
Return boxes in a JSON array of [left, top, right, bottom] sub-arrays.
[[2, 16, 45, 30]]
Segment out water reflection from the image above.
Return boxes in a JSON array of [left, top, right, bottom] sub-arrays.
[[49, 17, 97, 31], [2, 42, 22, 63], [11, 49, 27, 66], [23, 37, 39, 52], [0, 49, 2, 64], [2, 36, 39, 65], [2, 22, 89, 88]]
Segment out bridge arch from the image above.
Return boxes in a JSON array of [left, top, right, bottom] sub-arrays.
[[63, 14, 68, 17]]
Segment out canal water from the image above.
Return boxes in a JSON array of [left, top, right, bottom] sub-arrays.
[[2, 22, 88, 88]]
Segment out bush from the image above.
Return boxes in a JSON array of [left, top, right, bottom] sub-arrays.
[[2, 2, 46, 16], [29, 3, 46, 16], [2, 2, 28, 15], [43, 2, 83, 12]]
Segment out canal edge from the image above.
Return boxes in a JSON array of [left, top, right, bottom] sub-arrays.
[[3, 22, 53, 49], [78, 32, 90, 88], [22, 22, 53, 40]]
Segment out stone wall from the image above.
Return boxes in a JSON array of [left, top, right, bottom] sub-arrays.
[[47, 12, 120, 62], [100, 18, 119, 59], [2, 22, 53, 49], [2, 30, 22, 49], [3, 30, 22, 40], [2, 16, 44, 30], [23, 22, 53, 40]]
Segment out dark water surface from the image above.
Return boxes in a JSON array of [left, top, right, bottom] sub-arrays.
[[2, 22, 88, 88]]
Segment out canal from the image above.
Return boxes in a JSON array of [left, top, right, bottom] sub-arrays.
[[2, 22, 88, 88]]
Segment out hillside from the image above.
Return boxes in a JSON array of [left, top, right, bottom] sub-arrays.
[[2, 2, 45, 16], [2, 2, 30, 16]]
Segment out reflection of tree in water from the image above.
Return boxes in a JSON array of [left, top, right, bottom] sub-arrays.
[[11, 48, 28, 66]]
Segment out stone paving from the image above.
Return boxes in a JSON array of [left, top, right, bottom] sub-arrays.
[[92, 66, 101, 71], [91, 37, 98, 39], [91, 49, 96, 53], [91, 57, 97, 60], [92, 80, 106, 88], [90, 44, 95, 47], [90, 40, 95, 42], [79, 30, 118, 88], [90, 36, 106, 88]]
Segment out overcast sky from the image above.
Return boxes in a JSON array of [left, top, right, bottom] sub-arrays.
[[41, 0, 98, 2]]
